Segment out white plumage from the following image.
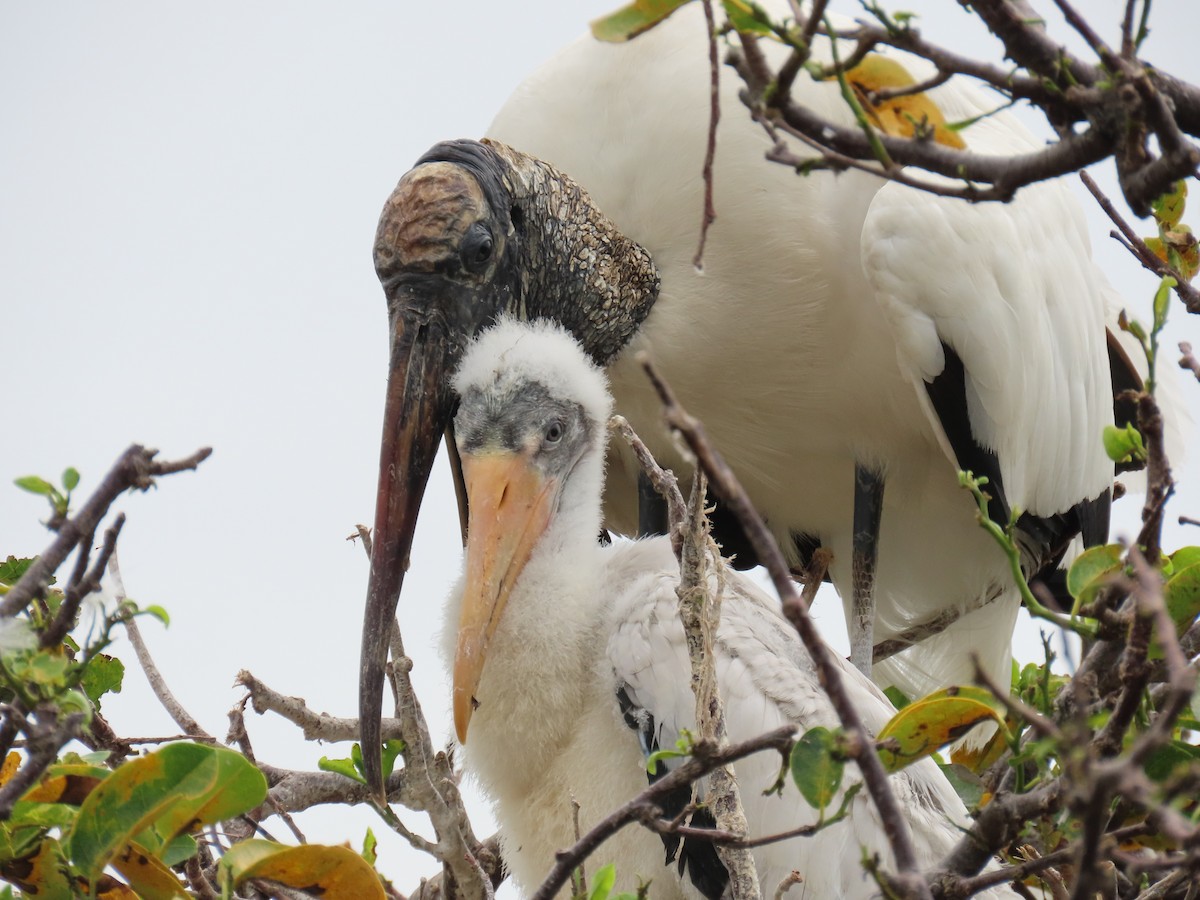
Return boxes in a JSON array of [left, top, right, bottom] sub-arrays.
[[444, 318, 1018, 899], [485, 0, 1119, 700]]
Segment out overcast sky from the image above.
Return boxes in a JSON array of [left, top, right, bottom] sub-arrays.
[[2, 1, 1197, 891]]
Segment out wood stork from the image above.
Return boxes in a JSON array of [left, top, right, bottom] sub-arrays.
[[360, 1, 1131, 792], [443, 317, 1017, 900]]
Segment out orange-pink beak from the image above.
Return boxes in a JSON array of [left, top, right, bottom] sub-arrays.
[[453, 451, 558, 743]]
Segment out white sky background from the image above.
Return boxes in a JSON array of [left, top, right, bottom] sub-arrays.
[[1, 0, 1198, 891]]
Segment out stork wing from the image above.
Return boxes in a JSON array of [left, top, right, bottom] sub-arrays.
[[860, 158, 1115, 524], [603, 540, 990, 898]]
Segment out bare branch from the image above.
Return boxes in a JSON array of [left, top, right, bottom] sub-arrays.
[[237, 670, 403, 743]]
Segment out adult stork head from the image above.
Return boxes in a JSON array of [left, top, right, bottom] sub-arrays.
[[361, 138, 658, 797]]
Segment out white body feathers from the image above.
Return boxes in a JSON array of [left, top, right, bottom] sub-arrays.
[[486, 2, 1117, 700]]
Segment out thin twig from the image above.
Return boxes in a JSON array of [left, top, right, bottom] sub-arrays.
[[1079, 171, 1200, 312], [1179, 342, 1200, 381], [41, 513, 125, 649], [2, 445, 212, 618], [693, 0, 720, 271], [112, 553, 215, 742], [529, 727, 796, 900]]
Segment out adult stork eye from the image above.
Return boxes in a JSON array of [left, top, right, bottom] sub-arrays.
[[461, 222, 494, 273], [544, 420, 564, 445]]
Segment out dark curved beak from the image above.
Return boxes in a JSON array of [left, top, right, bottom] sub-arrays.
[[358, 302, 459, 800]]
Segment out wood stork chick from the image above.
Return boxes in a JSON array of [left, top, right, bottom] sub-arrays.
[[445, 317, 1018, 900]]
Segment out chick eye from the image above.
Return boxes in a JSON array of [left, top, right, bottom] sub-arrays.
[[461, 222, 494, 273], [544, 420, 564, 445]]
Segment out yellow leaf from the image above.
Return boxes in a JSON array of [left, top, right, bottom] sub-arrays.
[[836, 55, 967, 150], [877, 685, 1006, 772], [0, 751, 20, 787], [110, 840, 189, 900], [22, 764, 106, 805], [220, 840, 386, 900]]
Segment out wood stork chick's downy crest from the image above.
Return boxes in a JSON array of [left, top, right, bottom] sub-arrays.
[[444, 318, 1018, 900]]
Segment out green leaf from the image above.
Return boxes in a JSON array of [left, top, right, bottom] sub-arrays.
[[645, 746, 687, 773], [937, 762, 985, 809], [157, 832, 198, 867], [590, 0, 693, 43], [722, 0, 774, 36], [219, 839, 386, 900], [877, 686, 1006, 773], [7, 801, 78, 830], [883, 685, 910, 710], [589, 862, 617, 900], [1066, 544, 1125, 606], [81, 654, 125, 709], [381, 739, 406, 779], [140, 605, 171, 626], [18, 652, 71, 688], [1164, 564, 1200, 630], [14, 476, 55, 497], [60, 468, 80, 492], [361, 828, 378, 867], [57, 689, 93, 724], [1153, 275, 1176, 335], [1170, 546, 1200, 572], [0, 556, 36, 585], [318, 755, 365, 785], [1144, 739, 1200, 782], [65, 742, 267, 879], [1151, 180, 1187, 229], [790, 726, 844, 811], [1102, 423, 1146, 464]]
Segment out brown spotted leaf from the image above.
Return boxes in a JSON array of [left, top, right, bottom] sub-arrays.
[[877, 686, 1006, 772], [110, 840, 189, 900], [219, 839, 386, 900]]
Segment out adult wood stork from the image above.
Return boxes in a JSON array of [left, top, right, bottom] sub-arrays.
[[443, 317, 1017, 899], [360, 2, 1131, 792]]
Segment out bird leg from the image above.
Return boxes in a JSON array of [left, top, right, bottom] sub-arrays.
[[851, 464, 886, 677], [638, 469, 671, 537]]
